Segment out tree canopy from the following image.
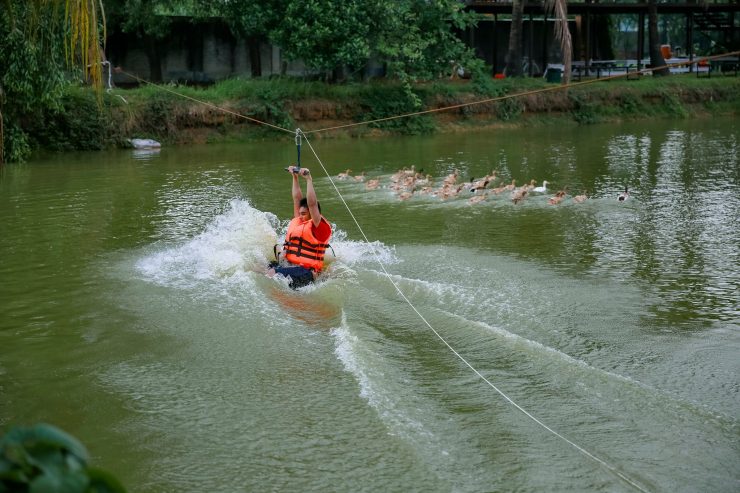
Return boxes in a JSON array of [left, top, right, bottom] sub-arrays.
[[1, 0, 105, 162], [189, 0, 481, 82]]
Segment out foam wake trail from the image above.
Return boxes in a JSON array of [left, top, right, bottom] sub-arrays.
[[356, 266, 737, 426], [331, 311, 502, 491]]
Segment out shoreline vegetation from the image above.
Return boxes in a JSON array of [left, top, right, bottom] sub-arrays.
[[24, 75, 740, 155]]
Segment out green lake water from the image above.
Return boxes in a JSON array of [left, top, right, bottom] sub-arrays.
[[1, 118, 738, 492]]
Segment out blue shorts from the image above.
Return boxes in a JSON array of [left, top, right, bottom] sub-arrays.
[[272, 264, 315, 289]]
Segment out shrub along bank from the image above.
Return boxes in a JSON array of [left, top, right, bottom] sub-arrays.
[[26, 76, 740, 154]]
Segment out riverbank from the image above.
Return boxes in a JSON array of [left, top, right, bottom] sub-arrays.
[[29, 75, 740, 152]]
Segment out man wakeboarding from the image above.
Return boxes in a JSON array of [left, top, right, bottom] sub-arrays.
[[268, 166, 332, 289]]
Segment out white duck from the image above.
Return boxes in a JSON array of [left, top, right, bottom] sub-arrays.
[[532, 180, 548, 193]]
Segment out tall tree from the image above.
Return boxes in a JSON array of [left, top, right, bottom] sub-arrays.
[[504, 0, 525, 77], [647, 0, 670, 76], [545, 0, 573, 83], [375, 0, 480, 81], [268, 0, 372, 81], [267, 0, 479, 83]]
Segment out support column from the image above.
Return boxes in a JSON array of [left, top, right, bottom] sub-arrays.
[[730, 12, 735, 53], [637, 12, 645, 71], [585, 10, 591, 75], [542, 13, 548, 72], [528, 12, 534, 76], [493, 14, 498, 74], [687, 12, 694, 73]]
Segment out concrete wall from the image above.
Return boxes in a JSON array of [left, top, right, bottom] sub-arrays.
[[108, 18, 314, 85]]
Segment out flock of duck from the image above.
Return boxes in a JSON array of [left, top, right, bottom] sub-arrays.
[[335, 167, 630, 205]]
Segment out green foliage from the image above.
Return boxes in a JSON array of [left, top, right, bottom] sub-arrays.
[[201, 0, 480, 83], [192, 0, 279, 38], [0, 423, 126, 493], [3, 123, 32, 164], [658, 90, 689, 118], [6, 74, 738, 154], [471, 76, 508, 98], [245, 84, 294, 132], [139, 92, 182, 138], [357, 84, 434, 134], [29, 88, 111, 151], [0, 0, 108, 161], [372, 0, 480, 83], [618, 91, 644, 116], [568, 92, 602, 125], [0, 1, 68, 162], [495, 97, 524, 121], [105, 0, 174, 39], [270, 0, 371, 77]]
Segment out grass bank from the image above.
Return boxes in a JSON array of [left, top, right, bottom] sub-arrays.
[[31, 75, 740, 152]]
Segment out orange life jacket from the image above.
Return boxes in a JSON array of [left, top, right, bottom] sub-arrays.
[[283, 217, 331, 272]]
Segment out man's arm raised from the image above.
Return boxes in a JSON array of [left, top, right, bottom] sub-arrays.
[[289, 166, 303, 218], [303, 169, 322, 228]]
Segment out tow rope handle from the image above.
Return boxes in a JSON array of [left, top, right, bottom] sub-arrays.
[[285, 128, 303, 174]]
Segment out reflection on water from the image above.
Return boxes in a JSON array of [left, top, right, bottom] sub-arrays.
[[265, 284, 343, 329], [131, 148, 161, 161], [593, 127, 739, 327], [327, 123, 739, 328]]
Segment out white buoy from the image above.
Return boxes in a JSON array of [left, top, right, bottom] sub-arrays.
[[128, 138, 161, 149]]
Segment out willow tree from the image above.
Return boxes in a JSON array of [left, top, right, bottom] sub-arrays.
[[545, 0, 572, 83], [0, 0, 105, 163]]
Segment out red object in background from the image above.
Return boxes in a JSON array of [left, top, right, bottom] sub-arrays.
[[494, 73, 505, 79]]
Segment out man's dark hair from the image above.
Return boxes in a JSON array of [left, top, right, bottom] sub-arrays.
[[299, 197, 321, 213]]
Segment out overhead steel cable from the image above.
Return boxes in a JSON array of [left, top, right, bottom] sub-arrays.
[[120, 71, 295, 135], [116, 51, 738, 492], [300, 132, 651, 493], [121, 50, 738, 138], [302, 51, 740, 135]]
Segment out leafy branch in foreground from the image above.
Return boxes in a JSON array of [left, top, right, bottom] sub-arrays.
[[0, 423, 126, 493]]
